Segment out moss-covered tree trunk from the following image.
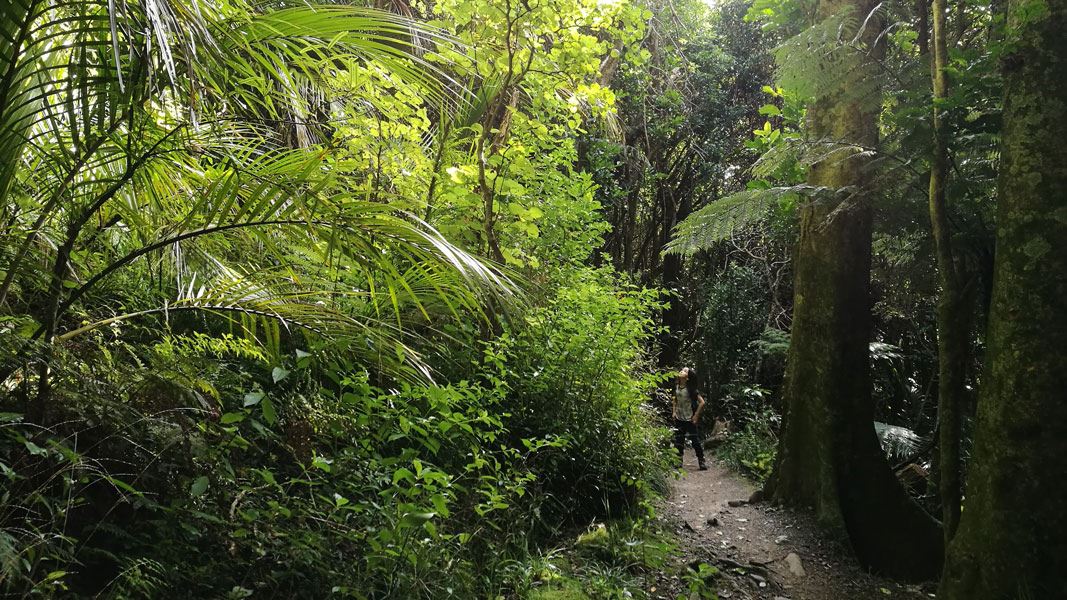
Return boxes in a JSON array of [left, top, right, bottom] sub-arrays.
[[938, 0, 1067, 596], [768, 0, 943, 580]]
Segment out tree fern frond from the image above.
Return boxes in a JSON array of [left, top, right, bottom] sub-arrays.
[[874, 421, 924, 461], [774, 7, 881, 108], [666, 185, 827, 254], [752, 135, 871, 180]]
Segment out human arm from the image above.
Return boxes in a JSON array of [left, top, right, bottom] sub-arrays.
[[691, 394, 705, 424]]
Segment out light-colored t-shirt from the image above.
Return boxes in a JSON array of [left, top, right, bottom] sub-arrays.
[[675, 385, 694, 421]]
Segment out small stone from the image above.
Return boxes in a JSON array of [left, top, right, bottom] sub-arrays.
[[775, 535, 789, 544], [785, 552, 806, 577], [707, 517, 719, 526], [727, 499, 747, 507]]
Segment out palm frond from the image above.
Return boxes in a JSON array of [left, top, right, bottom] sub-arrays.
[[874, 421, 924, 461], [0, 0, 509, 386]]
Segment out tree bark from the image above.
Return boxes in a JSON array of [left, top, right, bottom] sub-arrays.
[[658, 188, 690, 369], [916, 0, 930, 56], [938, 0, 1067, 596], [768, 0, 943, 580], [928, 0, 969, 544]]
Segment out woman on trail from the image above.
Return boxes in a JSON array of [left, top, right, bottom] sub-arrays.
[[672, 367, 707, 471]]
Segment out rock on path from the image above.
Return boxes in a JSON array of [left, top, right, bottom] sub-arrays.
[[659, 456, 936, 600]]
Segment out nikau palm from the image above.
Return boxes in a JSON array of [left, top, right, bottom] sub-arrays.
[[0, 0, 510, 415]]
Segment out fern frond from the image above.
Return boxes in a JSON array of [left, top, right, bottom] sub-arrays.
[[752, 135, 871, 180], [774, 7, 882, 108], [874, 421, 924, 461], [666, 185, 828, 254]]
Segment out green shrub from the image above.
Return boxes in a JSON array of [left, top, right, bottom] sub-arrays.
[[715, 408, 779, 483], [496, 267, 674, 529], [0, 340, 557, 598], [1, 276, 676, 598], [689, 265, 770, 422], [503, 518, 676, 600]]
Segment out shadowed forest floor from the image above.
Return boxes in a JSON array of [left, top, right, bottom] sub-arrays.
[[658, 456, 936, 600]]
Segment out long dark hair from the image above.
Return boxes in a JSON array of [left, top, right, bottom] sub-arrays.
[[678, 367, 700, 409]]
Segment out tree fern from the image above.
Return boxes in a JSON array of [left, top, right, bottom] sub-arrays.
[[666, 185, 831, 254], [666, 4, 890, 256], [774, 6, 883, 109]]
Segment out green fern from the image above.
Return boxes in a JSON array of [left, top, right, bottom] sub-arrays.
[[774, 7, 882, 107], [154, 333, 268, 364], [667, 5, 890, 256], [753, 135, 872, 180], [666, 185, 832, 254], [98, 557, 169, 599]]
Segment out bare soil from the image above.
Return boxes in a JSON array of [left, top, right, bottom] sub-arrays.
[[655, 455, 937, 600]]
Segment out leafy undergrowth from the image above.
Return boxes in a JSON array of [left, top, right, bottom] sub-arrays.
[[504, 518, 719, 600], [0, 269, 675, 598], [714, 408, 780, 484]]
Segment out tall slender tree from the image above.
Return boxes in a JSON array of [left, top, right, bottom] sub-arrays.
[[928, 0, 969, 543], [938, 0, 1067, 595], [766, 0, 943, 579]]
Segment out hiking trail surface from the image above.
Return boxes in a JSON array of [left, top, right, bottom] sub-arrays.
[[658, 456, 936, 600]]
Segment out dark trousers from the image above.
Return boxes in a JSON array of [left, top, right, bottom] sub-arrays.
[[674, 419, 705, 463]]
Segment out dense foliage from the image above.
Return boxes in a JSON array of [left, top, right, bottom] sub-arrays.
[[3, 0, 1066, 595], [0, 0, 675, 596]]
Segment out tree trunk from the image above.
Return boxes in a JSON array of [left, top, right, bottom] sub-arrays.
[[768, 0, 943, 580], [916, 0, 930, 56], [658, 189, 690, 369], [938, 0, 1067, 596], [928, 0, 969, 544]]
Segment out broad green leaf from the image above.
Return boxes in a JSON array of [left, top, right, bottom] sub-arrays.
[[399, 512, 435, 527], [190, 476, 209, 497], [261, 397, 277, 425], [23, 440, 47, 456], [220, 412, 245, 424]]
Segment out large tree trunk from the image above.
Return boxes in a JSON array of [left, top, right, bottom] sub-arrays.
[[928, 0, 969, 543], [938, 0, 1067, 596], [768, 0, 943, 580]]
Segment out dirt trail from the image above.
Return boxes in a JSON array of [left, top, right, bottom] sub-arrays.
[[659, 456, 935, 600]]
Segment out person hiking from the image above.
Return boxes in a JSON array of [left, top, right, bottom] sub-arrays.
[[672, 367, 707, 470]]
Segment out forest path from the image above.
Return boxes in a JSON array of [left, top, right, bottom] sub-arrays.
[[660, 456, 933, 600]]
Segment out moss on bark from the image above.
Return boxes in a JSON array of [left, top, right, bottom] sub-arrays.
[[769, 0, 943, 581], [938, 0, 1067, 597]]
